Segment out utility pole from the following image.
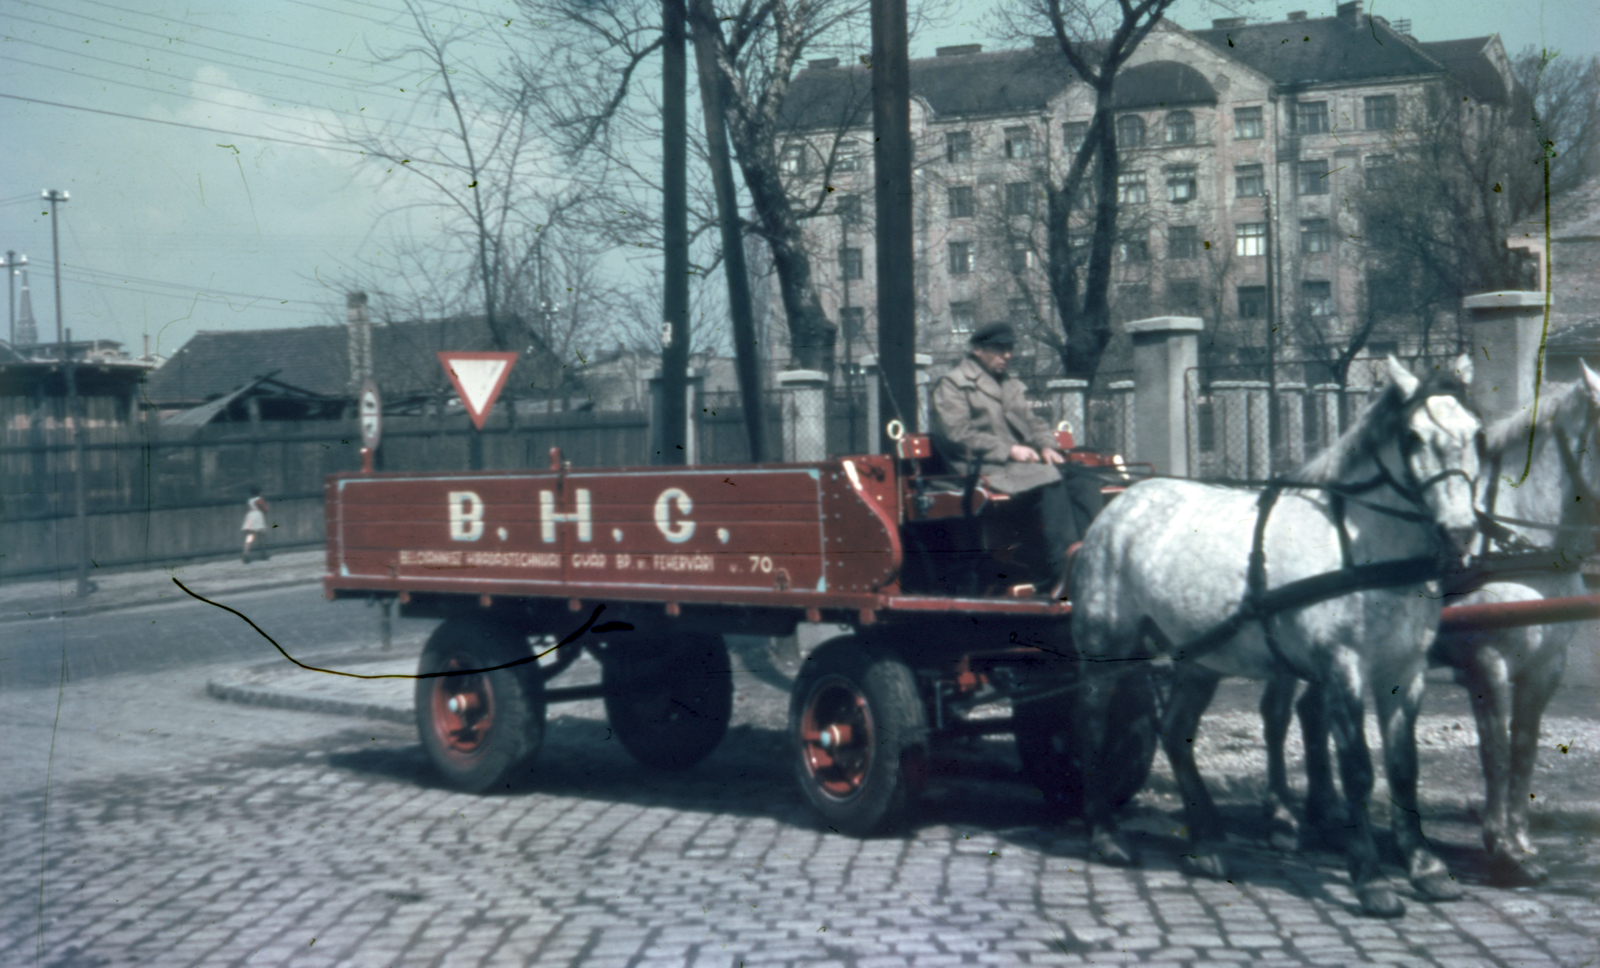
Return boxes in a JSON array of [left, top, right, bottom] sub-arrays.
[[872, 0, 916, 451], [2, 251, 25, 345], [660, 0, 690, 465], [44, 190, 69, 348], [1263, 188, 1278, 469]]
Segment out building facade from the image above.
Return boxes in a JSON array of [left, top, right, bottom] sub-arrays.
[[777, 1, 1521, 379]]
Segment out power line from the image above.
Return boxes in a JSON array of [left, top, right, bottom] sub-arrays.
[[32, 259, 326, 306], [47, 273, 328, 314], [0, 91, 363, 154], [13, 5, 414, 93]]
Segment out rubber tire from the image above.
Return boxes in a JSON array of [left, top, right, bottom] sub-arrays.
[[790, 637, 929, 837], [415, 618, 545, 793], [1014, 667, 1158, 816], [602, 634, 733, 771]]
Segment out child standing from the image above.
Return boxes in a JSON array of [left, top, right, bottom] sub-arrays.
[[241, 486, 270, 563]]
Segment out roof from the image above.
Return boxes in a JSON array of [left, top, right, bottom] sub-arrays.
[[1419, 37, 1509, 103], [1110, 61, 1218, 109], [1545, 320, 1600, 357], [144, 316, 559, 407], [1190, 14, 1448, 87], [781, 46, 1076, 130]]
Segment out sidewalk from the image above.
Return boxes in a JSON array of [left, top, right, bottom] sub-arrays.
[[0, 548, 328, 624]]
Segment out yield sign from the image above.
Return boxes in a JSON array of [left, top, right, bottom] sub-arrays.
[[437, 351, 519, 429]]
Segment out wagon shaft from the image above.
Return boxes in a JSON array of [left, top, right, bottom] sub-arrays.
[[1438, 592, 1600, 633]]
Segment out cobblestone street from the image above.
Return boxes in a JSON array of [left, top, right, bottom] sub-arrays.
[[3, 635, 1597, 968]]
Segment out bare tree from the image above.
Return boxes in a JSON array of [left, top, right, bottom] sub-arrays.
[[1513, 48, 1600, 201]]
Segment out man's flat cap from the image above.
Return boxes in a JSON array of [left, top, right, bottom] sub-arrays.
[[970, 322, 1016, 348]]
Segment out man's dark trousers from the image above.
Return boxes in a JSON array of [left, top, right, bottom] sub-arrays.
[[1021, 466, 1103, 588]]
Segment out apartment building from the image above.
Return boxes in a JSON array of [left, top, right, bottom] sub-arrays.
[[776, 1, 1520, 374]]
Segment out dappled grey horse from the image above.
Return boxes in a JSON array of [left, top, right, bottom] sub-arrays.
[[1069, 357, 1482, 918], [1261, 364, 1600, 885]]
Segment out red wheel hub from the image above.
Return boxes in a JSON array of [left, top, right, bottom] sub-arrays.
[[798, 674, 874, 800], [430, 656, 495, 759]]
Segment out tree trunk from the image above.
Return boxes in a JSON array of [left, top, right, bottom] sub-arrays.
[[741, 161, 836, 373], [1067, 102, 1119, 380]]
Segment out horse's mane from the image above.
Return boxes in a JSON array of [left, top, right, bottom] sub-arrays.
[[1481, 378, 1586, 453], [1298, 370, 1475, 484]]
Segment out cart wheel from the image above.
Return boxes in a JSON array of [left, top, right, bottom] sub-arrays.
[[1014, 668, 1157, 815], [790, 638, 928, 837], [602, 635, 733, 771], [415, 618, 545, 792]]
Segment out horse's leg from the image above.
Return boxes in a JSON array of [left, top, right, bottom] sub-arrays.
[[1259, 674, 1299, 849], [1076, 665, 1137, 866], [1322, 652, 1404, 918], [1160, 665, 1228, 878], [1461, 644, 1516, 880], [1502, 638, 1563, 885], [1374, 658, 1463, 902], [1296, 679, 1349, 850]]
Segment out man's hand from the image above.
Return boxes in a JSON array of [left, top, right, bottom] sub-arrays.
[[1041, 447, 1067, 465], [1009, 444, 1042, 463]]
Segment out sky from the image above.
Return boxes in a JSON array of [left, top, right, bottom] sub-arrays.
[[1, 0, 1595, 362]]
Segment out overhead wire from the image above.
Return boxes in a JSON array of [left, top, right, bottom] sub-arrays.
[[32, 259, 326, 307]]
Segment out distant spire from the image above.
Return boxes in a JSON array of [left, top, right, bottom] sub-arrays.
[[16, 269, 37, 345]]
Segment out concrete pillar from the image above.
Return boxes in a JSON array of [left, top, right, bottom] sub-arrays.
[[1108, 380, 1135, 456], [778, 369, 829, 462], [862, 353, 932, 448], [1212, 380, 1269, 480], [1047, 378, 1089, 445], [1247, 382, 1271, 479], [1125, 315, 1203, 476], [1313, 383, 1340, 450], [1278, 383, 1307, 468], [1462, 291, 1549, 425]]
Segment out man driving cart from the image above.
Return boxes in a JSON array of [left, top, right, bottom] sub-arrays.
[[931, 322, 1104, 599]]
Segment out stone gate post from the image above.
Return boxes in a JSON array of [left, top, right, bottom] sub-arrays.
[[1462, 291, 1548, 426], [777, 369, 829, 462], [1126, 315, 1202, 476], [1046, 378, 1089, 444]]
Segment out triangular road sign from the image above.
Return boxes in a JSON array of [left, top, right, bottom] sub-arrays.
[[438, 351, 519, 429]]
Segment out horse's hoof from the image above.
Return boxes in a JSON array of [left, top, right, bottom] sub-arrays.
[[1410, 870, 1465, 901], [1265, 802, 1298, 852], [1089, 831, 1138, 867], [1178, 851, 1229, 880], [1487, 852, 1549, 887], [1356, 882, 1406, 918]]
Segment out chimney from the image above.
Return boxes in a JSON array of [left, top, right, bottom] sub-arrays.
[[807, 57, 840, 69], [1336, 1, 1364, 26], [16, 269, 37, 346], [1212, 17, 1246, 28], [1287, 11, 1307, 20], [347, 291, 372, 394], [935, 44, 983, 57]]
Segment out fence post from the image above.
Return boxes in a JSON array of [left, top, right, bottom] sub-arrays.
[[1278, 383, 1306, 469], [913, 353, 932, 436], [1125, 315, 1203, 476], [1312, 383, 1340, 450], [1462, 291, 1547, 426], [1108, 380, 1136, 457], [777, 369, 829, 462], [1046, 378, 1089, 444], [861, 353, 931, 446]]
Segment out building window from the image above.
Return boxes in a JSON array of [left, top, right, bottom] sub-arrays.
[[1235, 106, 1263, 140], [840, 247, 863, 281], [1168, 279, 1202, 313], [1005, 182, 1036, 216], [1167, 166, 1198, 203], [1009, 240, 1035, 273], [946, 130, 972, 163], [1165, 110, 1196, 144], [839, 306, 864, 341], [1116, 115, 1145, 148], [1302, 280, 1333, 316], [1365, 154, 1395, 190], [1236, 222, 1267, 257], [1119, 230, 1150, 263], [1364, 95, 1397, 130], [1168, 225, 1200, 260], [1298, 159, 1329, 195], [833, 139, 861, 172], [1008, 297, 1034, 323], [1238, 285, 1267, 319], [1117, 171, 1147, 204], [779, 144, 806, 176], [948, 242, 972, 276], [1063, 121, 1088, 151], [950, 301, 976, 334], [1296, 101, 1329, 134], [1235, 164, 1264, 198], [1004, 127, 1033, 159], [836, 194, 862, 224], [947, 186, 974, 218], [1301, 218, 1331, 254]]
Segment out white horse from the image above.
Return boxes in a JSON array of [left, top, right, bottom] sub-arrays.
[[1261, 363, 1600, 885], [1069, 357, 1482, 918]]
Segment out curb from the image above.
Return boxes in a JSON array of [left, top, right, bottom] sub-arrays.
[[205, 677, 412, 725], [0, 575, 324, 625]]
